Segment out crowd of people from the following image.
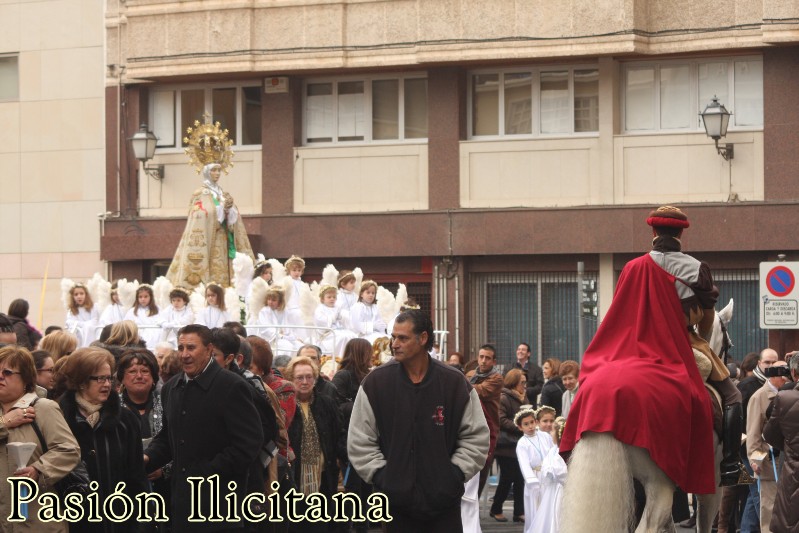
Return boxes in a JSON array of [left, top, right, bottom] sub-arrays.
[[4, 203, 799, 532]]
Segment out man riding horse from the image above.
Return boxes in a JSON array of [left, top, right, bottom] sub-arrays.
[[560, 206, 747, 491]]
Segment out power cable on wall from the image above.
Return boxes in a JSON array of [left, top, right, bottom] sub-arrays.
[[126, 19, 796, 63]]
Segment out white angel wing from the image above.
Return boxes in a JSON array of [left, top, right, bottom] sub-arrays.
[[321, 264, 339, 288], [60, 278, 75, 311], [376, 286, 396, 325], [280, 275, 293, 294], [299, 282, 316, 326], [225, 287, 241, 322], [395, 283, 408, 314], [87, 273, 111, 313], [268, 258, 287, 286], [248, 277, 269, 320], [353, 267, 364, 295], [117, 279, 137, 309], [152, 276, 173, 311], [190, 284, 206, 316], [233, 252, 255, 298]]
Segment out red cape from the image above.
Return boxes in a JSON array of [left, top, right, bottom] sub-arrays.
[[559, 254, 715, 494]]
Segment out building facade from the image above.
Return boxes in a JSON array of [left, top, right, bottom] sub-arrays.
[[102, 0, 799, 365], [0, 0, 106, 330]]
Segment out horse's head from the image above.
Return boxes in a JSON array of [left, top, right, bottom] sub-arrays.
[[709, 298, 734, 360]]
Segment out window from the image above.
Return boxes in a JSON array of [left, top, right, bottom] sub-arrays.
[[149, 83, 262, 148], [304, 75, 427, 144], [470, 272, 599, 366], [623, 57, 763, 132], [0, 55, 19, 101], [469, 66, 599, 138]]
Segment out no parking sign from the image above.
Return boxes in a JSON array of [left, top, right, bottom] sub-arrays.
[[760, 262, 799, 328]]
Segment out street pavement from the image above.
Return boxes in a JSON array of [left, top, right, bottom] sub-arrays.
[[477, 494, 697, 532]]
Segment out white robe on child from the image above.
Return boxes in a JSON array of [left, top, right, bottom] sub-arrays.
[[460, 473, 482, 533], [252, 307, 303, 356], [99, 303, 126, 327], [66, 307, 99, 347], [350, 302, 387, 344], [313, 304, 356, 357], [516, 431, 554, 533], [529, 445, 567, 533], [160, 305, 195, 346], [195, 306, 231, 329], [124, 307, 162, 349], [335, 289, 358, 329]]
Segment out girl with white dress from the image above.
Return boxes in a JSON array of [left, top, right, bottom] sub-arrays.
[[124, 285, 162, 349], [335, 270, 358, 329], [195, 283, 232, 328], [515, 406, 554, 533], [65, 283, 100, 347], [99, 281, 127, 327], [313, 285, 356, 357], [160, 287, 195, 346], [530, 416, 568, 533], [349, 280, 387, 344], [284, 255, 307, 333], [252, 286, 303, 356]]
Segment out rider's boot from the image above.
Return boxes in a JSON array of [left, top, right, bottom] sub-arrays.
[[719, 403, 754, 486]]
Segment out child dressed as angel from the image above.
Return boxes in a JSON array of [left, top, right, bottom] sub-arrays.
[[515, 405, 554, 533], [313, 285, 356, 357]]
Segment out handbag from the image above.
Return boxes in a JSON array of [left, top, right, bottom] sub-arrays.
[[28, 401, 91, 498], [497, 429, 521, 447]]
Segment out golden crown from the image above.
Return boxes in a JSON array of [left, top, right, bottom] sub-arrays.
[[183, 113, 235, 173]]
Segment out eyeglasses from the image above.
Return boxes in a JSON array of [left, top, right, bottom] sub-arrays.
[[0, 369, 21, 379], [293, 375, 315, 382], [89, 375, 113, 384]]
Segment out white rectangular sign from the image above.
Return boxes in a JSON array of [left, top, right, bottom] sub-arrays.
[[759, 261, 799, 329]]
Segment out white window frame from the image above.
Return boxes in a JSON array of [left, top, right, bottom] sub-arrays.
[[149, 81, 263, 153], [0, 54, 19, 103], [621, 56, 763, 135], [301, 73, 428, 146], [467, 64, 601, 140]]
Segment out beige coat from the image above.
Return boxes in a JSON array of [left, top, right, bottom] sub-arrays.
[[747, 381, 778, 482], [0, 392, 81, 533]]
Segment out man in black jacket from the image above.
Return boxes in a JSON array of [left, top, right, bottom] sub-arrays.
[[145, 324, 263, 533], [508, 343, 544, 405], [348, 310, 489, 533]]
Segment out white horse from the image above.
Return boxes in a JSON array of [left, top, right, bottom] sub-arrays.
[[560, 299, 734, 533]]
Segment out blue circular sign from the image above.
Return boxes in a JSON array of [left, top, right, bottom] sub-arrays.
[[767, 266, 795, 297]]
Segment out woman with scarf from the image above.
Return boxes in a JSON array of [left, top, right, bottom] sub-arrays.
[[116, 348, 171, 532], [166, 162, 254, 289], [58, 347, 149, 533], [285, 355, 342, 532]]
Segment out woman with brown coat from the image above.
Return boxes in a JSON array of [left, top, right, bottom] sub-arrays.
[[489, 368, 527, 523], [763, 381, 799, 533]]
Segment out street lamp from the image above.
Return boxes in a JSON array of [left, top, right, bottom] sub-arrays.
[[128, 124, 165, 180], [699, 96, 734, 161]]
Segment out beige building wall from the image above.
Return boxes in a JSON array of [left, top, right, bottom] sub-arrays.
[[0, 0, 105, 331]]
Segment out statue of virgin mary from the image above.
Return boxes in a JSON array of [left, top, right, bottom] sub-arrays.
[[166, 119, 254, 288]]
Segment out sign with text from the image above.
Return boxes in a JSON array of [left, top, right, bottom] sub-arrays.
[[760, 262, 799, 329]]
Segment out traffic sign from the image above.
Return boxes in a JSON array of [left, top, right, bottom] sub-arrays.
[[766, 266, 795, 297], [760, 262, 799, 329]]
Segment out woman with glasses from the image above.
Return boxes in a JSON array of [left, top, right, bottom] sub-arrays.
[[490, 368, 528, 523], [58, 347, 149, 533], [32, 349, 56, 397], [0, 345, 80, 532], [285, 355, 342, 530]]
